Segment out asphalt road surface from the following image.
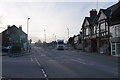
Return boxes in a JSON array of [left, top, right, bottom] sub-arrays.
[[2, 46, 119, 79]]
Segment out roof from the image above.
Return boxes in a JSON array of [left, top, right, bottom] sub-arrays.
[[98, 9, 111, 19], [107, 1, 120, 13], [86, 17, 94, 24], [82, 16, 97, 28], [109, 6, 120, 26], [2, 25, 27, 35]]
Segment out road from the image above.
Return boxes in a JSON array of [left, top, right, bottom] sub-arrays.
[[2, 46, 119, 79]]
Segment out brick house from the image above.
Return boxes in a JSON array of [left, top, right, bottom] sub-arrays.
[[82, 9, 98, 52], [97, 9, 112, 55], [82, 1, 120, 55], [1, 25, 27, 52], [97, 1, 120, 55], [74, 32, 82, 50]]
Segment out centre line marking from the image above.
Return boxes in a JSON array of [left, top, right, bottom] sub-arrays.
[[42, 69, 45, 74], [30, 55, 34, 62], [34, 55, 48, 80], [71, 59, 86, 64]]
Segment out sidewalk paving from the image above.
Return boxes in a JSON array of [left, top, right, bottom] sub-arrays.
[[74, 49, 120, 57], [0, 52, 8, 56], [0, 51, 31, 57]]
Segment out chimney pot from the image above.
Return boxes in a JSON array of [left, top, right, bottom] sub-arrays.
[[19, 25, 22, 30], [90, 9, 97, 17], [7, 25, 11, 29]]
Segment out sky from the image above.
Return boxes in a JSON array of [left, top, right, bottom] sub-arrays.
[[0, 0, 118, 43]]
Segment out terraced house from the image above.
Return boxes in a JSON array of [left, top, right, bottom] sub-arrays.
[[82, 9, 98, 53], [82, 1, 120, 56]]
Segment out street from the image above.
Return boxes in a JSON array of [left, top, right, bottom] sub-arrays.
[[2, 46, 119, 79]]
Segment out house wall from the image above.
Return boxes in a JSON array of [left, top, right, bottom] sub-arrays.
[[97, 11, 110, 55], [110, 24, 120, 38], [1, 25, 27, 52], [110, 24, 120, 55]]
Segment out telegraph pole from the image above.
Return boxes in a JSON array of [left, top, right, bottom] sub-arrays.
[[96, 0, 98, 11]]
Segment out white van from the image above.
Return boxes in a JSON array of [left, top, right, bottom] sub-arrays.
[[57, 40, 65, 50]]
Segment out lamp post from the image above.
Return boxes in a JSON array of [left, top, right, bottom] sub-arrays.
[[27, 18, 30, 52], [44, 29, 46, 42], [55, 35, 56, 41], [67, 28, 69, 40]]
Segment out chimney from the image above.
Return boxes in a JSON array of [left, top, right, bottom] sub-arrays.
[[118, 0, 120, 6], [19, 25, 22, 31], [90, 9, 97, 17], [7, 25, 11, 29]]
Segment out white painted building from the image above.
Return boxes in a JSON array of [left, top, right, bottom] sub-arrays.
[[110, 24, 120, 56]]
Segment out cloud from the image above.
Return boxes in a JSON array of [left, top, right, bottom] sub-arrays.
[[0, 2, 116, 42]]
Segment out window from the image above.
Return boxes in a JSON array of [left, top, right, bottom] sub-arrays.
[[88, 28, 91, 35], [116, 44, 120, 55], [94, 25, 96, 34], [86, 28, 88, 35], [106, 22, 108, 31], [116, 26, 120, 37], [112, 43, 115, 50], [100, 23, 105, 32], [58, 42, 64, 44], [112, 43, 120, 55], [112, 43, 115, 55], [110, 25, 120, 38], [110, 26, 115, 37], [96, 26, 99, 36]]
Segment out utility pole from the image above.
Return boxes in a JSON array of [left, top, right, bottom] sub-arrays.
[[96, 0, 98, 11]]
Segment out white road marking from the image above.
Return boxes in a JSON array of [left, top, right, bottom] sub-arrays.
[[41, 54, 46, 56], [44, 74, 47, 78], [33, 55, 48, 79], [41, 69, 45, 74], [34, 57, 41, 66], [30, 57, 33, 62], [71, 59, 86, 64], [30, 55, 34, 62]]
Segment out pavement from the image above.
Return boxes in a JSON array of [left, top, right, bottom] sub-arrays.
[[2, 46, 119, 79], [0, 52, 8, 56]]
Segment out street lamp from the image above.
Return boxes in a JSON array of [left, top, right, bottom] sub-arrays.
[[44, 29, 46, 42], [67, 28, 69, 40], [55, 35, 56, 41], [27, 18, 30, 52]]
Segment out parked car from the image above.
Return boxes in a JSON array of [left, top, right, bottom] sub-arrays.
[[2, 46, 12, 52]]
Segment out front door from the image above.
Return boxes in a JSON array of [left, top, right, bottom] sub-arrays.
[[91, 39, 97, 52]]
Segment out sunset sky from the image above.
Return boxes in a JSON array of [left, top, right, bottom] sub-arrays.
[[0, 0, 117, 43]]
